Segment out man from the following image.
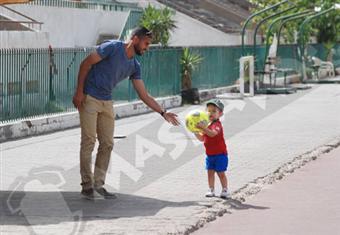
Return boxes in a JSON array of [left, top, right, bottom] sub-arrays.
[[72, 27, 180, 200]]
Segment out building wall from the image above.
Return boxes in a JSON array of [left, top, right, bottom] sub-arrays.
[[2, 1, 246, 48], [0, 31, 49, 48], [169, 11, 240, 47], [6, 4, 129, 47], [119, 0, 242, 46]]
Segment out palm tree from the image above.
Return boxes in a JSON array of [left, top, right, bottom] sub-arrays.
[[139, 4, 176, 47], [181, 48, 203, 90], [180, 48, 203, 104]]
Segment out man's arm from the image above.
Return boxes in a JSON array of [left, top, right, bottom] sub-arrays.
[[72, 52, 102, 109], [131, 79, 180, 126]]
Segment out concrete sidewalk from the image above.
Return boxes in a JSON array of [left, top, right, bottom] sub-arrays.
[[194, 146, 340, 235], [1, 84, 340, 234]]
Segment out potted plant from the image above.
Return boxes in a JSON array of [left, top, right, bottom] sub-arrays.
[[180, 48, 203, 104]]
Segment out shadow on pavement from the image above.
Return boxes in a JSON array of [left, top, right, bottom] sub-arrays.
[[1, 191, 198, 226], [222, 198, 270, 211]]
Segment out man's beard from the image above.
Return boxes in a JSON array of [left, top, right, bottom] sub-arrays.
[[134, 45, 143, 56]]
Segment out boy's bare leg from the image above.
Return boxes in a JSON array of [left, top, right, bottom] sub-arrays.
[[217, 172, 228, 189], [208, 170, 215, 189]]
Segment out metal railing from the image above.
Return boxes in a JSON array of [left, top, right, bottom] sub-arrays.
[[27, 0, 142, 12], [0, 44, 337, 123], [0, 20, 42, 31], [0, 47, 92, 122], [0, 5, 43, 31]]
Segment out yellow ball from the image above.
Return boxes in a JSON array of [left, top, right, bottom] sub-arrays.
[[185, 109, 209, 133]]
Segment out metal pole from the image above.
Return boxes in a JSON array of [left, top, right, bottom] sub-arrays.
[[48, 45, 57, 102], [262, 10, 313, 71], [297, 7, 336, 81], [277, 10, 313, 47], [252, 6, 296, 70], [241, 0, 289, 56]]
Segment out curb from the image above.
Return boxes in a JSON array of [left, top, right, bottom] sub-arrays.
[[0, 86, 235, 142], [199, 85, 238, 101], [0, 95, 181, 143]]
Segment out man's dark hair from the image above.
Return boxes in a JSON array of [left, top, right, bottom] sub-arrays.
[[130, 26, 153, 39]]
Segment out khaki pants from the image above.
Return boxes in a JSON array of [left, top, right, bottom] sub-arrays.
[[79, 95, 115, 190]]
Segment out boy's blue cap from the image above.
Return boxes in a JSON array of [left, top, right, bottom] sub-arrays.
[[206, 99, 224, 112]]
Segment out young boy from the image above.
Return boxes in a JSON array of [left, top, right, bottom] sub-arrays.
[[195, 99, 229, 198]]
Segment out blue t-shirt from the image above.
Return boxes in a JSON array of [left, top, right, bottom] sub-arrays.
[[84, 40, 141, 100]]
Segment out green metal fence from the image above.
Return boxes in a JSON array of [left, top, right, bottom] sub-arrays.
[[306, 43, 340, 68], [252, 43, 340, 77], [0, 46, 182, 122], [112, 47, 182, 101], [190, 46, 247, 89], [1, 44, 338, 123], [191, 44, 301, 89], [28, 0, 141, 12], [0, 47, 92, 122], [334, 44, 340, 68]]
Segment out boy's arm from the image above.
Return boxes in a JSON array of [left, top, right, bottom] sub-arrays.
[[196, 122, 218, 137], [200, 127, 218, 137], [194, 133, 204, 142]]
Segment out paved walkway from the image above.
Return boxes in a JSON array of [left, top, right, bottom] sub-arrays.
[[194, 146, 340, 235], [1, 84, 340, 234]]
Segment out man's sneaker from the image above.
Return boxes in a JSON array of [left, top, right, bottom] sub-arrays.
[[95, 187, 117, 199], [205, 188, 215, 197], [81, 188, 104, 200], [220, 189, 229, 199]]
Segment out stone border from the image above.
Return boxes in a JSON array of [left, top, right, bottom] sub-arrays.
[[0, 86, 236, 142], [199, 85, 238, 101], [0, 95, 181, 143]]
